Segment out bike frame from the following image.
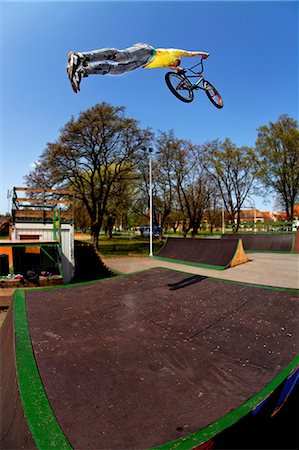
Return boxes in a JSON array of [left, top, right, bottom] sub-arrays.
[[180, 59, 207, 91], [165, 56, 223, 108]]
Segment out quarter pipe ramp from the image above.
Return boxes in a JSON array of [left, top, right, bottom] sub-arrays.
[[1, 268, 298, 449], [221, 233, 295, 252], [155, 237, 248, 269]]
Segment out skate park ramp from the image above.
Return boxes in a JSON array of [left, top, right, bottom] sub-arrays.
[[155, 237, 248, 269], [73, 240, 115, 282], [221, 233, 296, 252], [1, 267, 298, 450]]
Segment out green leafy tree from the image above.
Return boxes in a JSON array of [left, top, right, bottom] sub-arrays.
[[255, 114, 299, 220], [25, 102, 152, 248], [74, 199, 90, 232], [104, 175, 136, 238]]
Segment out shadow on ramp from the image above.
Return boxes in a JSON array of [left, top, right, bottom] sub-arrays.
[[168, 274, 207, 290]]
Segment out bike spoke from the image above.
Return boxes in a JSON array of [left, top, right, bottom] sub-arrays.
[[211, 92, 221, 104], [171, 76, 192, 99], [204, 81, 223, 108], [165, 72, 194, 103]]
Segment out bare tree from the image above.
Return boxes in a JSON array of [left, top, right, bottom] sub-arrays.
[[155, 132, 210, 237], [255, 114, 299, 220], [202, 139, 257, 232]]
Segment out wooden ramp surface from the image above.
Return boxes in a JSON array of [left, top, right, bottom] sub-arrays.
[[1, 268, 298, 450], [155, 237, 248, 269]]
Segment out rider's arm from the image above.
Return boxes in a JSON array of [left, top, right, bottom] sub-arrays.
[[168, 65, 183, 71], [182, 51, 209, 59]]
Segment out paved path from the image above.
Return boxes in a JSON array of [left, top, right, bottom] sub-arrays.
[[103, 252, 299, 290]]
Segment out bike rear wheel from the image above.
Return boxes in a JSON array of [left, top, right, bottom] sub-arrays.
[[203, 80, 223, 108], [165, 72, 194, 103]]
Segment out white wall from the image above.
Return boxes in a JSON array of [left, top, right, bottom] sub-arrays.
[[11, 223, 75, 283]]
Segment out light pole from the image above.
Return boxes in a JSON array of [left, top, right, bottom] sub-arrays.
[[149, 148, 153, 257], [253, 206, 256, 232], [222, 197, 225, 234]]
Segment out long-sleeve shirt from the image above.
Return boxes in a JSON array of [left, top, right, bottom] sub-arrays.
[[143, 48, 202, 69]]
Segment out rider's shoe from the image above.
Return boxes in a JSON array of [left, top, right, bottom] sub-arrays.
[[66, 64, 71, 79], [70, 66, 87, 93], [67, 51, 87, 80]]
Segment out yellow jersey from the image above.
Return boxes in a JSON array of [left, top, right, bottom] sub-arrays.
[[144, 48, 196, 69]]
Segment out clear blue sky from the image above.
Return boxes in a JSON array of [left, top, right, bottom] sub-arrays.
[[0, 0, 298, 214]]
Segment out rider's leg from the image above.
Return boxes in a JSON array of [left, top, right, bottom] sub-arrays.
[[80, 48, 119, 62], [81, 43, 153, 63], [68, 44, 154, 91], [85, 60, 145, 75], [114, 43, 154, 63], [68, 43, 154, 80]]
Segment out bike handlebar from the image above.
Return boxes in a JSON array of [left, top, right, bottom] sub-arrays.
[[178, 57, 205, 75], [188, 57, 204, 74]]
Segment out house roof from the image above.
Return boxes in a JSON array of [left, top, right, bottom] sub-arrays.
[[239, 209, 265, 219]]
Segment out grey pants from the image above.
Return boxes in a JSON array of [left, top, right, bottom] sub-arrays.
[[82, 43, 154, 75]]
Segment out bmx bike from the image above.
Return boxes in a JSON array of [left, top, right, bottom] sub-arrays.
[[165, 58, 224, 108]]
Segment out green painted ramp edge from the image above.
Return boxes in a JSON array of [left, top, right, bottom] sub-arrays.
[[152, 355, 299, 449], [14, 290, 72, 450], [153, 256, 226, 271]]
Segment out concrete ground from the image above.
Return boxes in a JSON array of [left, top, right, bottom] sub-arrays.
[[103, 252, 299, 290], [1, 252, 297, 329]]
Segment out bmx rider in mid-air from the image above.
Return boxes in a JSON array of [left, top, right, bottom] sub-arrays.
[[67, 43, 209, 93]]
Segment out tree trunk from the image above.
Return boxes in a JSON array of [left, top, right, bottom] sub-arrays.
[[106, 216, 115, 239], [91, 222, 101, 249], [191, 227, 198, 238], [235, 209, 241, 232]]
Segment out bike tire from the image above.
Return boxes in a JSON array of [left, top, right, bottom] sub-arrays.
[[203, 80, 223, 109], [165, 72, 194, 103]]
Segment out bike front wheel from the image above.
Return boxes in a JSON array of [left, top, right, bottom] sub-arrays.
[[203, 80, 223, 109], [165, 72, 194, 103]]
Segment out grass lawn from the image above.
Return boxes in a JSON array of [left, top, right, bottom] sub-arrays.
[[76, 234, 164, 257]]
